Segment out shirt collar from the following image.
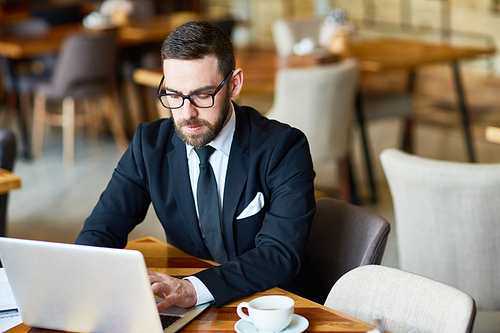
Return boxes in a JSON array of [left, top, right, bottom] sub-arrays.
[[186, 103, 236, 157]]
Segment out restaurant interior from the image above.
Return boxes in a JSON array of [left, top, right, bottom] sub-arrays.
[[1, 0, 500, 332]]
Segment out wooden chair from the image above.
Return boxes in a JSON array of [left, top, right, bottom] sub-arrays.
[[31, 31, 128, 164]]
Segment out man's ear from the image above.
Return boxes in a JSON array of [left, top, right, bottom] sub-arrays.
[[229, 68, 243, 98]]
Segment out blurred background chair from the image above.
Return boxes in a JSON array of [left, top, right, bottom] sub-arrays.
[[271, 17, 414, 203], [31, 32, 128, 165], [0, 17, 55, 158], [266, 59, 359, 202], [272, 17, 324, 58], [380, 148, 500, 332], [0, 2, 86, 147], [0, 127, 16, 237], [325, 265, 476, 333], [306, 198, 390, 304]]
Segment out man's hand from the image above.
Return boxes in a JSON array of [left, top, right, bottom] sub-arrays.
[[148, 270, 197, 311]]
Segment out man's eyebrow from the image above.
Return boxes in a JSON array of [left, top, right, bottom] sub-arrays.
[[165, 86, 181, 94], [165, 84, 217, 95]]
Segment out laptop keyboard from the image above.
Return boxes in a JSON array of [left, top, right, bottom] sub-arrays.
[[160, 314, 181, 329]]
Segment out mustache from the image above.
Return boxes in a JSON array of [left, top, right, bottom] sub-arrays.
[[176, 118, 211, 127]]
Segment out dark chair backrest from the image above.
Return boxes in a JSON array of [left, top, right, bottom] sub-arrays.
[[31, 4, 83, 26], [212, 19, 235, 38], [42, 32, 117, 100], [0, 17, 54, 93], [0, 128, 17, 237], [307, 198, 390, 303]]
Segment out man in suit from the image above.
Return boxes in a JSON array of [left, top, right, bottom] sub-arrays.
[[75, 21, 316, 309]]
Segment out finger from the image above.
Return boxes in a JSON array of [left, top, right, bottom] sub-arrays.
[[149, 272, 169, 286], [157, 295, 175, 312], [148, 274, 196, 309], [149, 274, 163, 284], [151, 281, 168, 298], [147, 269, 159, 277]]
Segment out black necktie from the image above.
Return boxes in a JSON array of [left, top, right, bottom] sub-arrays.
[[195, 146, 228, 263]]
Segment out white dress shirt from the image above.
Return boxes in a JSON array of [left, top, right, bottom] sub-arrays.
[[183, 105, 236, 305]]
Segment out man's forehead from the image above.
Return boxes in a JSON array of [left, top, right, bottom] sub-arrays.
[[162, 56, 219, 75], [161, 56, 222, 94]]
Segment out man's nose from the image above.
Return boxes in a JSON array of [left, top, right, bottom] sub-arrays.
[[181, 99, 198, 119]]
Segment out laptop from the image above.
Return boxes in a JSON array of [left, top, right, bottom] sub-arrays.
[[0, 237, 209, 333]]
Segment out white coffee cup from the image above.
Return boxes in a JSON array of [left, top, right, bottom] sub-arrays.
[[236, 295, 294, 332]]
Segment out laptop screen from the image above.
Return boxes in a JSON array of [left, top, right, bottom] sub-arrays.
[[0, 237, 209, 333]]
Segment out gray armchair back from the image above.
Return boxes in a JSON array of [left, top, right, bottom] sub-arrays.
[[38, 32, 117, 100], [307, 198, 390, 303]]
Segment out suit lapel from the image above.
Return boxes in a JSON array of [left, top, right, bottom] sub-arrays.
[[168, 133, 211, 258], [222, 105, 250, 260]]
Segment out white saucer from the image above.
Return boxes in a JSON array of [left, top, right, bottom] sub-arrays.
[[234, 314, 309, 333]]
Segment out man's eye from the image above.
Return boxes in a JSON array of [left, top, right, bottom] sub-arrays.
[[167, 95, 182, 100], [195, 94, 211, 100]]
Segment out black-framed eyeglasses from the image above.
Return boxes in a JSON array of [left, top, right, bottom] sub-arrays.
[[156, 70, 234, 109]]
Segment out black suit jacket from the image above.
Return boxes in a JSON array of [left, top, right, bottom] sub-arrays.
[[76, 103, 316, 306]]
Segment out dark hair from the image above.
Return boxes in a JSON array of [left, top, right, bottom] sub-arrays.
[[161, 20, 235, 77]]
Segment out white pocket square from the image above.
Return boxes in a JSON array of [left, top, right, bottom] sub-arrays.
[[236, 192, 264, 220]]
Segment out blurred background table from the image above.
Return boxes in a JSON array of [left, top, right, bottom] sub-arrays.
[[0, 14, 196, 58]]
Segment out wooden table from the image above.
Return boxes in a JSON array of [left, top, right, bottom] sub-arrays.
[[0, 168, 21, 195], [352, 38, 495, 202], [350, 38, 496, 73], [7, 236, 377, 332], [0, 6, 30, 26], [0, 14, 198, 59], [118, 12, 201, 46], [133, 38, 495, 202]]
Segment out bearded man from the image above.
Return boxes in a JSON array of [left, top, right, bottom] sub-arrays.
[[76, 20, 317, 309]]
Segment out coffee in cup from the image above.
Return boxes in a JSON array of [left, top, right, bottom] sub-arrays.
[[236, 295, 294, 332]]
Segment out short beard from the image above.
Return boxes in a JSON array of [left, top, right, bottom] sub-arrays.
[[174, 89, 231, 149]]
